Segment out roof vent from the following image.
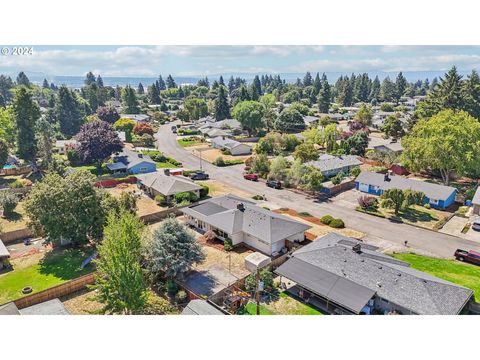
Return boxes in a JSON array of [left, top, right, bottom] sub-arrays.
[[343, 259, 347, 262], [376, 282, 382, 288], [237, 203, 245, 212], [378, 266, 383, 270], [352, 243, 361, 253], [138, 153, 143, 158]]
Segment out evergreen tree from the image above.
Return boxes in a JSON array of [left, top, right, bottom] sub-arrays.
[[303, 72, 313, 87], [121, 85, 140, 113], [55, 85, 84, 137], [369, 76, 381, 104], [36, 117, 54, 166], [318, 77, 331, 113], [137, 82, 144, 94], [42, 78, 50, 89], [250, 75, 262, 100], [214, 85, 230, 120], [380, 76, 396, 102], [157, 75, 166, 90], [394, 72, 408, 102], [227, 76, 235, 93], [148, 84, 160, 104], [85, 71, 97, 85], [219, 75, 225, 86], [313, 72, 322, 95], [96, 75, 104, 87], [16, 72, 31, 87], [0, 75, 14, 104], [166, 74, 176, 88], [463, 70, 480, 119], [12, 87, 40, 162]]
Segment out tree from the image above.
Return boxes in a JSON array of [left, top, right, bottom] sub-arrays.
[[0, 75, 14, 104], [12, 87, 40, 162], [354, 104, 373, 126], [403, 190, 425, 209], [76, 120, 123, 165], [0, 138, 8, 169], [268, 155, 289, 181], [121, 86, 140, 114], [24, 170, 106, 245], [16, 72, 30, 87], [303, 72, 313, 87], [55, 86, 84, 137], [113, 118, 135, 142], [251, 154, 270, 177], [166, 75, 177, 89], [462, 70, 480, 119], [214, 85, 230, 120], [289, 102, 309, 116], [394, 72, 408, 102], [96, 75, 104, 87], [0, 106, 15, 144], [343, 130, 369, 156], [380, 188, 405, 215], [380, 77, 396, 102], [382, 115, 405, 140], [36, 118, 54, 167], [293, 143, 319, 163], [369, 76, 381, 104], [184, 97, 208, 120], [145, 217, 205, 280], [318, 79, 331, 113], [0, 190, 19, 217], [232, 100, 265, 135], [401, 109, 480, 185], [299, 165, 323, 194], [148, 84, 161, 104], [42, 79, 50, 89], [260, 93, 276, 131], [157, 75, 166, 90], [96, 106, 120, 124], [323, 123, 339, 153], [84, 71, 97, 85], [274, 108, 305, 133], [133, 122, 154, 136], [137, 82, 145, 95], [94, 210, 147, 314]]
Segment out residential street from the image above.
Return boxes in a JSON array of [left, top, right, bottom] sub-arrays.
[[155, 122, 480, 258]]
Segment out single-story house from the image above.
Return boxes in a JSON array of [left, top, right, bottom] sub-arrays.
[[181, 299, 226, 315], [211, 136, 252, 156], [108, 149, 156, 175], [119, 114, 150, 122], [276, 233, 474, 315], [472, 187, 480, 215], [181, 194, 311, 256], [0, 298, 70, 315], [202, 128, 232, 138], [306, 154, 362, 177], [0, 239, 10, 270], [136, 171, 202, 203], [355, 172, 457, 209], [198, 118, 243, 138], [373, 142, 404, 154], [55, 139, 78, 155], [303, 115, 318, 127]]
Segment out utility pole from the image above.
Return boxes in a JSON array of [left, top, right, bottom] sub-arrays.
[[199, 149, 203, 171]]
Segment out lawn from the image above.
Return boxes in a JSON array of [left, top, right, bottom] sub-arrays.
[[178, 137, 204, 147], [239, 302, 275, 315], [239, 292, 324, 315], [68, 165, 106, 176], [0, 201, 29, 232], [0, 247, 95, 304], [155, 161, 179, 169], [391, 253, 480, 300]]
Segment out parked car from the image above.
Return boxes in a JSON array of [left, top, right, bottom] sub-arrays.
[[454, 249, 480, 266], [243, 173, 258, 181], [190, 171, 209, 180], [266, 179, 282, 189], [472, 218, 480, 231], [171, 125, 177, 133]]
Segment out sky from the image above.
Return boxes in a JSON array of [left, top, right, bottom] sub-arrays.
[[1, 45, 480, 77]]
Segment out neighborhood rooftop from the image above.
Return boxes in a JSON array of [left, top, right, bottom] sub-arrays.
[[306, 154, 362, 174], [181, 299, 225, 315], [276, 233, 473, 315], [136, 172, 202, 196], [356, 171, 457, 201]]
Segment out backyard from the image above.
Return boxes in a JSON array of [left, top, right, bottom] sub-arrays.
[[239, 291, 324, 315], [107, 183, 165, 216], [391, 253, 480, 300], [0, 200, 29, 232], [0, 247, 95, 304]]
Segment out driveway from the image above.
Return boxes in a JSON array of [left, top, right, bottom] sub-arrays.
[[156, 123, 480, 258]]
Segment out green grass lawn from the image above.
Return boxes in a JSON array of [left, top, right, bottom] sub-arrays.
[[68, 165, 106, 176], [239, 302, 275, 315], [178, 138, 204, 147], [0, 247, 95, 304], [391, 253, 480, 300], [155, 162, 179, 169], [239, 292, 324, 315]]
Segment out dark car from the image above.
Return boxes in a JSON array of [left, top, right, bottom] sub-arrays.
[[243, 173, 258, 181], [171, 125, 177, 133], [472, 218, 480, 231], [190, 171, 209, 180], [454, 249, 480, 266], [266, 179, 282, 189]]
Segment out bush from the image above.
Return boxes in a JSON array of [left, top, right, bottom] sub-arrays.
[[245, 269, 274, 291], [199, 184, 209, 198], [175, 290, 188, 303], [349, 167, 361, 177], [0, 190, 19, 217], [165, 280, 178, 295], [175, 192, 197, 205], [357, 195, 377, 209], [213, 156, 226, 167], [66, 149, 80, 166], [329, 218, 345, 228], [331, 171, 345, 185], [424, 203, 431, 209], [9, 179, 28, 189], [252, 195, 264, 200], [298, 212, 312, 217], [224, 237, 233, 251], [155, 194, 167, 206], [320, 215, 334, 225]]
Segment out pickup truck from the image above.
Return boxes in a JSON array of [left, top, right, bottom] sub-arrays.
[[454, 249, 480, 266]]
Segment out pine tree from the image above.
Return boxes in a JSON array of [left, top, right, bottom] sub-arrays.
[[214, 86, 230, 120], [12, 87, 40, 161], [121, 86, 140, 113], [0, 75, 14, 103], [85, 71, 97, 86], [380, 77, 396, 102], [303, 72, 313, 87], [147, 84, 160, 104], [219, 75, 225, 86], [16, 72, 31, 87], [394, 72, 408, 102], [318, 76, 331, 113], [96, 75, 104, 87], [137, 82, 144, 94], [42, 79, 50, 89], [166, 74, 176, 88], [463, 70, 480, 119], [227, 76, 235, 93], [313, 72, 321, 95], [157, 75, 166, 90], [56, 86, 85, 136], [369, 76, 381, 104]]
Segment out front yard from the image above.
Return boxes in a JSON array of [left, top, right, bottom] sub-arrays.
[[391, 253, 480, 300], [186, 144, 249, 164], [0, 247, 95, 304]]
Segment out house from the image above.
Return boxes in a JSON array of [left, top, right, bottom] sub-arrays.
[[210, 136, 252, 156], [136, 171, 202, 203], [306, 154, 362, 177], [373, 142, 404, 154], [107, 149, 156, 174], [471, 187, 480, 215], [0, 239, 10, 270], [181, 194, 311, 255], [119, 114, 150, 122], [0, 298, 70, 315], [276, 233, 474, 315], [303, 115, 318, 127], [181, 299, 226, 315], [198, 118, 243, 138], [355, 172, 457, 209], [55, 139, 78, 155], [116, 131, 126, 142]]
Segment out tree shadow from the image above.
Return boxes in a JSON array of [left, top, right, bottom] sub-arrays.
[[4, 211, 23, 222], [38, 247, 93, 280]]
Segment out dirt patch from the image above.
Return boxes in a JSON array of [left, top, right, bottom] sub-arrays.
[[61, 288, 104, 315], [0, 201, 29, 232], [107, 183, 165, 216], [10, 252, 46, 270], [187, 146, 250, 163], [200, 180, 254, 199], [193, 245, 252, 279]]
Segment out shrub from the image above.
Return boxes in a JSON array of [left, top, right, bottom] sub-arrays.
[[224, 237, 233, 251], [298, 212, 312, 217], [213, 156, 226, 167], [349, 167, 361, 177], [199, 184, 209, 198], [165, 280, 178, 295], [331, 171, 345, 185], [357, 195, 377, 209], [329, 218, 345, 228], [0, 191, 19, 217], [175, 192, 192, 204], [189, 192, 199, 203], [245, 269, 274, 291], [320, 215, 334, 225], [9, 179, 25, 189], [175, 290, 188, 303], [424, 203, 431, 209], [66, 149, 80, 166], [252, 195, 264, 200], [155, 194, 167, 206]]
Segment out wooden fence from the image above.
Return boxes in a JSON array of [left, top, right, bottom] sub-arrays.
[[12, 272, 97, 309], [95, 176, 137, 188], [0, 187, 31, 195], [0, 167, 32, 176], [0, 228, 34, 244], [140, 207, 184, 224]]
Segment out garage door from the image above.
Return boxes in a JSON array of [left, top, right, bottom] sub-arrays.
[[358, 183, 369, 192]]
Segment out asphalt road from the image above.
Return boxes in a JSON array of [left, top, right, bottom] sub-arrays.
[[156, 122, 480, 258]]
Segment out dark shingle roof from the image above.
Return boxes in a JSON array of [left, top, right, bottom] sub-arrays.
[[307, 155, 362, 174], [181, 300, 225, 315]]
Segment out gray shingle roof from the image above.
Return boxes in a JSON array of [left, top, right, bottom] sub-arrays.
[[373, 142, 404, 152], [181, 300, 225, 315], [113, 149, 156, 170], [19, 299, 70, 315], [356, 172, 457, 201], [181, 194, 311, 244], [277, 233, 473, 315], [307, 155, 362, 174], [472, 187, 480, 205], [136, 172, 202, 196]]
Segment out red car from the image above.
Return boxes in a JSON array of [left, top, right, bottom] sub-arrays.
[[454, 249, 480, 266], [243, 173, 258, 181]]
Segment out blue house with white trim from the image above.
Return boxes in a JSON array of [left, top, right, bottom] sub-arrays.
[[108, 149, 156, 175], [355, 172, 457, 209]]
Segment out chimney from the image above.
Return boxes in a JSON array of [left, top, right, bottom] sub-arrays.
[[384, 173, 390, 182], [352, 243, 361, 253], [138, 153, 143, 158], [164, 169, 170, 176], [237, 203, 245, 212]]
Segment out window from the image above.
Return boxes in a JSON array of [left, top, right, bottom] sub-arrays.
[[429, 198, 439, 205]]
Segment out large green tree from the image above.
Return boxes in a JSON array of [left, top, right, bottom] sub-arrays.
[[232, 100, 265, 135], [121, 86, 140, 114], [214, 85, 230, 120], [55, 86, 85, 137], [382, 115, 405, 140], [401, 109, 480, 185], [274, 107, 305, 133], [184, 97, 208, 120], [94, 210, 148, 314], [0, 106, 15, 144], [12, 87, 40, 162]]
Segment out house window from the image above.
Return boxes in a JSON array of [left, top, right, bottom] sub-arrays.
[[430, 198, 439, 205]]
